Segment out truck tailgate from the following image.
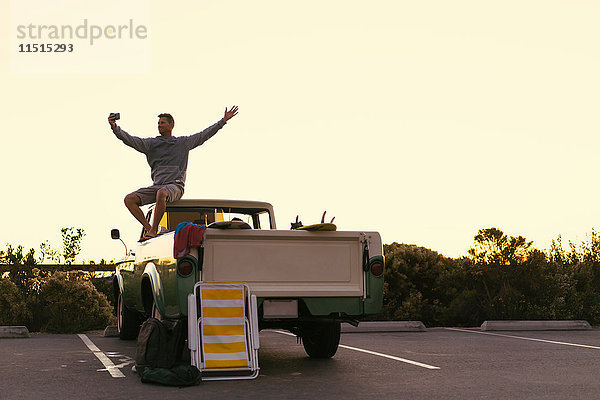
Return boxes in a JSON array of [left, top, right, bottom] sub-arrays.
[[201, 229, 364, 297]]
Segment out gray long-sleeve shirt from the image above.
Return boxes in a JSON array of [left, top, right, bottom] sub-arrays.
[[111, 119, 226, 187]]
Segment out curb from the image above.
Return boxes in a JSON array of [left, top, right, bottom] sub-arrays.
[[481, 320, 592, 331], [103, 325, 119, 337], [0, 326, 30, 338], [342, 321, 426, 333]]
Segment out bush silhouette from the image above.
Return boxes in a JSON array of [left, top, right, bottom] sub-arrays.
[[34, 272, 115, 333], [0, 278, 31, 326]]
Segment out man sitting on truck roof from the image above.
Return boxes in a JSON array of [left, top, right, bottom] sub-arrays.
[[108, 107, 239, 240]]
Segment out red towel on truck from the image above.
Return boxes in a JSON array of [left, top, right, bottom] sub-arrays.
[[174, 222, 206, 259]]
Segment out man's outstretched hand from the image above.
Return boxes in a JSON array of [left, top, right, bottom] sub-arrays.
[[223, 105, 239, 122]]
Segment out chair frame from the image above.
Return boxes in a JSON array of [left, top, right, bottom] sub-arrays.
[[188, 281, 260, 380]]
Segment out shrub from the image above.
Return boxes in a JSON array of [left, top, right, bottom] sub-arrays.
[[381, 243, 457, 325], [0, 278, 31, 326], [91, 276, 115, 308], [34, 272, 115, 333]]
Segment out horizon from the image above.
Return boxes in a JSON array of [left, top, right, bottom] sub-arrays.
[[1, 220, 597, 264]]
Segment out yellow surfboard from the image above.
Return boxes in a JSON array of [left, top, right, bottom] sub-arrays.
[[296, 223, 337, 231]]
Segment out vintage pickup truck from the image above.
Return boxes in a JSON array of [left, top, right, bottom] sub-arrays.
[[112, 199, 384, 358]]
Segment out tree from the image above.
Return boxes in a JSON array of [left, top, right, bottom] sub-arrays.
[[0, 244, 41, 296], [468, 227, 533, 265], [382, 243, 457, 325], [61, 227, 85, 265], [39, 240, 61, 264], [36, 227, 86, 265]]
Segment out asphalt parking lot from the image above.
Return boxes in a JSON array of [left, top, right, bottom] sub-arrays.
[[2, 328, 600, 400]]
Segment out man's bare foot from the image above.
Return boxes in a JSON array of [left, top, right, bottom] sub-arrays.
[[140, 230, 158, 242]]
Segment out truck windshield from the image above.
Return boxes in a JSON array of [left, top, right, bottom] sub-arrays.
[[160, 207, 272, 231]]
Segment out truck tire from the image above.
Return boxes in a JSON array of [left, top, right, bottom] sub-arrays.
[[302, 321, 341, 358], [117, 293, 141, 340]]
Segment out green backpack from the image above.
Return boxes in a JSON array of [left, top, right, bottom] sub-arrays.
[[135, 317, 202, 386], [141, 365, 202, 386], [135, 318, 185, 375]]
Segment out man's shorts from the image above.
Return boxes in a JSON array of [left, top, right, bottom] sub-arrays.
[[132, 183, 184, 206]]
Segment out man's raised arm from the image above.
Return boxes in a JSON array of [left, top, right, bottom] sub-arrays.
[[107, 113, 150, 154], [186, 105, 239, 150]]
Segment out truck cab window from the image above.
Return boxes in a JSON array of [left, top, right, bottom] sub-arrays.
[[139, 206, 273, 239], [258, 211, 271, 229]]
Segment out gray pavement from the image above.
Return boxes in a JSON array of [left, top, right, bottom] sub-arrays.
[[2, 328, 600, 399]]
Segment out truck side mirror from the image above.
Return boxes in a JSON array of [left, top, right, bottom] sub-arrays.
[[111, 229, 128, 255]]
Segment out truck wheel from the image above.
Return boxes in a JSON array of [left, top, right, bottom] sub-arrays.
[[117, 293, 141, 340], [302, 321, 341, 358]]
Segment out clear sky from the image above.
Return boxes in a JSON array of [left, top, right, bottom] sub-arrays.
[[2, 0, 599, 262]]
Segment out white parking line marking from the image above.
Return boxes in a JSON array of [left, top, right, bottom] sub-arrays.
[[273, 330, 440, 370], [446, 328, 600, 350], [337, 344, 441, 369], [77, 334, 126, 378]]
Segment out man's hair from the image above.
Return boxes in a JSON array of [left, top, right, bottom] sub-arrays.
[[158, 113, 175, 126]]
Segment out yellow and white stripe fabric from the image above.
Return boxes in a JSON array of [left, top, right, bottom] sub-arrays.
[[200, 284, 250, 369]]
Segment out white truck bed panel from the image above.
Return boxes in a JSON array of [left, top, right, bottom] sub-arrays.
[[201, 230, 364, 297]]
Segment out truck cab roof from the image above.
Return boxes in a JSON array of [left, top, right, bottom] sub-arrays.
[[163, 199, 274, 212]]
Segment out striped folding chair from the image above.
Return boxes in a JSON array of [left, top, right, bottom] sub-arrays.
[[187, 282, 260, 380]]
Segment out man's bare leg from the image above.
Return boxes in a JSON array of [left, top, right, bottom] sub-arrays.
[[147, 188, 168, 237], [124, 193, 152, 232]]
